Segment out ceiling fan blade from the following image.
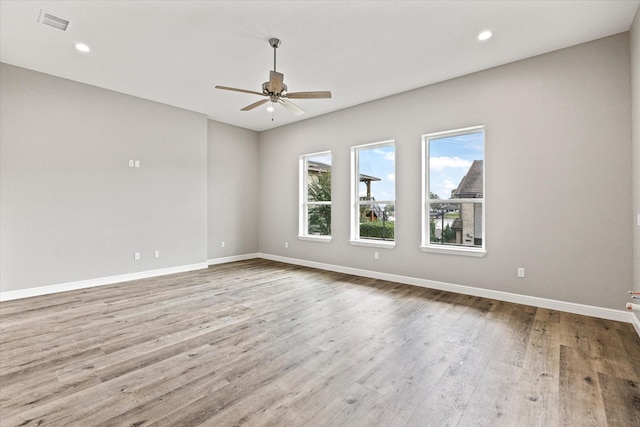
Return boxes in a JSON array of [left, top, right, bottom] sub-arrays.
[[269, 71, 284, 93], [215, 85, 265, 97], [241, 99, 269, 111], [278, 98, 305, 116], [286, 91, 332, 99]]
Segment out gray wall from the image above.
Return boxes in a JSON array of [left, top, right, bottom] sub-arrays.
[[0, 64, 208, 292], [632, 10, 640, 324], [207, 120, 259, 259], [258, 33, 632, 310]]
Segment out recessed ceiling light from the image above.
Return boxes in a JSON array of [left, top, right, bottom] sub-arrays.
[[478, 30, 493, 41], [75, 43, 90, 53]]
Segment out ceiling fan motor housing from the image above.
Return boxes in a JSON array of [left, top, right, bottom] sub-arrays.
[[262, 81, 287, 97]]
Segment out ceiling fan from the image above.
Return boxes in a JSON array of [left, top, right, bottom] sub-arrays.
[[215, 38, 331, 116]]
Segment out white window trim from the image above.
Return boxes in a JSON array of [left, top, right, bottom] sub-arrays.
[[350, 140, 396, 248], [299, 235, 332, 243], [350, 239, 396, 249], [421, 125, 486, 256], [419, 244, 486, 257], [299, 151, 332, 242]]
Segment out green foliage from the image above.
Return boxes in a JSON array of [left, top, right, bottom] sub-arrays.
[[308, 170, 331, 202], [430, 219, 437, 242], [430, 220, 456, 243], [443, 223, 456, 243], [360, 220, 394, 240], [308, 170, 331, 235]]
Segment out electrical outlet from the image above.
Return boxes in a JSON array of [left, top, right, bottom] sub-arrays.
[[374, 252, 379, 260], [134, 252, 140, 260], [128, 160, 134, 167], [517, 268, 525, 278], [134, 160, 141, 168], [154, 250, 160, 258], [221, 241, 225, 248], [285, 241, 289, 249]]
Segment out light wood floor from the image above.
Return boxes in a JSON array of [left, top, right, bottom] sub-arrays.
[[1, 259, 639, 426]]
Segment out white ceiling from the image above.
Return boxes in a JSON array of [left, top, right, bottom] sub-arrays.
[[1, 0, 638, 132]]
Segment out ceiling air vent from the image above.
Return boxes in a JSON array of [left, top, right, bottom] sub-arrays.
[[38, 10, 69, 31]]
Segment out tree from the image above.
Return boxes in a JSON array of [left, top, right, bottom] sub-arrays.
[[443, 223, 456, 243], [308, 170, 331, 235], [430, 219, 437, 242], [429, 192, 448, 212]]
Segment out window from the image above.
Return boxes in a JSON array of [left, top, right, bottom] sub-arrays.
[[350, 140, 395, 247], [299, 152, 332, 242], [422, 126, 485, 256]]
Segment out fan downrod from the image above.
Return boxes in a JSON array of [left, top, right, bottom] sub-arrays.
[[269, 38, 281, 72]]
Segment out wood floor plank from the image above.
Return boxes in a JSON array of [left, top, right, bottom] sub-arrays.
[[597, 372, 640, 426], [558, 344, 609, 426], [1, 259, 638, 426], [455, 359, 523, 426]]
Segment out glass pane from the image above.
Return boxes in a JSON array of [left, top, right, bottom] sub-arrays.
[[428, 131, 483, 200], [307, 205, 331, 236], [307, 154, 331, 202], [358, 145, 395, 202], [359, 203, 394, 241], [428, 202, 482, 247]]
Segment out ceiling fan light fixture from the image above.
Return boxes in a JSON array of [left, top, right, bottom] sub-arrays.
[[266, 105, 274, 112]]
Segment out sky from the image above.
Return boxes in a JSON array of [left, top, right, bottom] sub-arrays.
[[428, 131, 484, 199], [358, 145, 395, 201]]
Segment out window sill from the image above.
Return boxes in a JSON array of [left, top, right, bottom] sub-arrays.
[[298, 235, 332, 243], [349, 239, 396, 249], [420, 245, 486, 257]]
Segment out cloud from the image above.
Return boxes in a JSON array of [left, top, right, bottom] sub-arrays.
[[373, 148, 395, 163], [442, 179, 458, 192], [430, 156, 472, 172], [386, 173, 395, 181], [431, 179, 459, 199]]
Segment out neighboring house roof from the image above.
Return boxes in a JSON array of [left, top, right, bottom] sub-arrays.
[[307, 160, 380, 183], [358, 173, 381, 183], [308, 160, 331, 173], [452, 160, 483, 198], [451, 218, 463, 230]]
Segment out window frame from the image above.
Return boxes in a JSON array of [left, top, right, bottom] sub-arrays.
[[350, 140, 396, 248], [421, 126, 486, 257], [299, 151, 332, 243]]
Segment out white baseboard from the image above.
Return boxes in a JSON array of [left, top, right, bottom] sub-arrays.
[[0, 262, 208, 302], [259, 253, 636, 326], [631, 312, 640, 337], [207, 253, 260, 266]]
